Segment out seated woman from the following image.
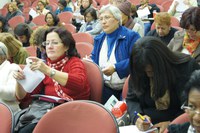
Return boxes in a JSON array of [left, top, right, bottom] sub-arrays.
[[55, 0, 73, 15], [168, 7, 200, 64], [14, 23, 32, 47], [78, 8, 102, 37], [13, 27, 90, 132], [5, 2, 23, 21], [168, 0, 197, 21], [117, 1, 144, 37], [91, 5, 140, 104], [126, 36, 200, 132], [45, 12, 63, 27], [0, 33, 29, 64], [168, 69, 200, 133], [36, 0, 50, 15], [0, 42, 20, 113]]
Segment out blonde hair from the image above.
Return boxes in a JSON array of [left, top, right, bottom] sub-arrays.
[[0, 33, 22, 57], [154, 12, 171, 26], [7, 2, 18, 12]]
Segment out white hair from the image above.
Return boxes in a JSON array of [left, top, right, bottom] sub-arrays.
[[99, 4, 122, 25]]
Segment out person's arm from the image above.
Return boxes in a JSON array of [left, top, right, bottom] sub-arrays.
[[168, 0, 178, 16], [86, 21, 102, 35]]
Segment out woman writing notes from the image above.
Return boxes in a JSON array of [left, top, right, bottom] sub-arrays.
[[13, 27, 90, 132], [126, 36, 200, 132]]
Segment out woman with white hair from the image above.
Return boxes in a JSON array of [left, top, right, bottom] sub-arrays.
[[91, 4, 140, 104], [0, 42, 20, 113]]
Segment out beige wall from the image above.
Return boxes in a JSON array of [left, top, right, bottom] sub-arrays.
[[0, 0, 11, 9]]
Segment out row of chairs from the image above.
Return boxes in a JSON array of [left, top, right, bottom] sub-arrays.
[[0, 100, 119, 133]]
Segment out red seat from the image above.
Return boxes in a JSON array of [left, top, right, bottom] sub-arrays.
[[161, 0, 173, 12], [163, 113, 189, 133], [72, 32, 94, 45], [31, 15, 46, 26], [33, 100, 119, 133], [0, 102, 14, 133], [82, 60, 103, 103], [64, 23, 76, 34], [122, 75, 130, 99], [149, 0, 166, 5], [25, 46, 37, 56], [76, 42, 93, 58], [128, 0, 141, 5], [0, 8, 8, 17], [58, 11, 73, 24], [8, 16, 25, 29]]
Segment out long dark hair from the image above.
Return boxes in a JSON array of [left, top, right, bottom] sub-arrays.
[[43, 26, 80, 58], [129, 36, 191, 100]]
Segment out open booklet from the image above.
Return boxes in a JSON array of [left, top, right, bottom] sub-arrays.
[[31, 94, 70, 104]]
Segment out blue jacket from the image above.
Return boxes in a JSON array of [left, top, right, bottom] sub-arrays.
[[55, 7, 72, 15], [91, 26, 140, 79]]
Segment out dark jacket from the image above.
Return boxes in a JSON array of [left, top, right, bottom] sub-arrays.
[[126, 59, 200, 124], [168, 122, 190, 133]]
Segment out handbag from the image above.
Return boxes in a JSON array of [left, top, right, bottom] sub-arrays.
[[14, 99, 55, 132]]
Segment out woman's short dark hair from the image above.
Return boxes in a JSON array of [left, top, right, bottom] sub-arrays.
[[129, 36, 191, 99], [180, 7, 200, 31], [14, 23, 32, 40], [45, 12, 60, 26], [183, 70, 200, 102], [44, 26, 80, 58], [84, 8, 98, 21], [58, 0, 67, 7]]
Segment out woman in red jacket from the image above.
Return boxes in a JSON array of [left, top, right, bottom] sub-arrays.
[[13, 26, 90, 133]]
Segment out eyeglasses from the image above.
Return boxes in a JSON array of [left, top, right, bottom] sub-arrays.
[[42, 40, 62, 46], [99, 15, 114, 22], [181, 102, 200, 115]]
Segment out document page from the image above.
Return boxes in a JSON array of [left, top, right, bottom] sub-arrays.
[[119, 125, 158, 133], [17, 65, 45, 93]]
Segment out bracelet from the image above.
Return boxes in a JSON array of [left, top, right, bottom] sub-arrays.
[[50, 69, 56, 78]]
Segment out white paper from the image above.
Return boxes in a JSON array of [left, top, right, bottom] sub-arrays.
[[176, 0, 188, 12], [17, 65, 45, 93], [137, 6, 151, 18], [119, 125, 158, 133], [29, 8, 39, 18]]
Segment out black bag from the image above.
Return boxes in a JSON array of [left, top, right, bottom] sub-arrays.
[[14, 99, 55, 132]]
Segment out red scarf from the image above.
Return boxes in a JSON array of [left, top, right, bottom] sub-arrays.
[[47, 56, 73, 101]]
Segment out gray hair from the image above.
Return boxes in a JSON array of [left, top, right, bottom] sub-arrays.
[[99, 4, 122, 25], [0, 42, 8, 57]]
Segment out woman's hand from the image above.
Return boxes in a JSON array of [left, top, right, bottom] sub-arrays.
[[28, 57, 49, 74], [13, 69, 25, 80], [153, 121, 170, 133], [135, 115, 152, 131], [102, 65, 115, 76]]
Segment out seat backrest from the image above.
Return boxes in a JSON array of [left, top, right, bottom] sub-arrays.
[[82, 60, 103, 103], [0, 102, 14, 133], [64, 23, 76, 34], [25, 46, 37, 56], [8, 16, 25, 29], [58, 11, 73, 24], [76, 42, 93, 58], [149, 0, 166, 5], [163, 113, 189, 133], [161, 0, 173, 12], [0, 8, 8, 17], [33, 100, 119, 133], [122, 75, 130, 100], [72, 32, 94, 45], [31, 15, 46, 26]]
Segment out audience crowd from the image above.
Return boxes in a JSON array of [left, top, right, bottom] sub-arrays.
[[0, 0, 200, 132]]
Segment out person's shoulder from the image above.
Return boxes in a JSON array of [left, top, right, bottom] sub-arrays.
[[146, 29, 157, 36], [168, 122, 190, 133], [174, 30, 185, 38]]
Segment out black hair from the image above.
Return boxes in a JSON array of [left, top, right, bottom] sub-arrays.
[[45, 12, 60, 26], [58, 0, 67, 7], [129, 36, 191, 100], [84, 8, 98, 22], [180, 7, 200, 31], [43, 26, 80, 58], [183, 70, 200, 103], [14, 23, 32, 39], [0, 15, 9, 32]]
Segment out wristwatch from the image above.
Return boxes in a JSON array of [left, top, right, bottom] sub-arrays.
[[50, 69, 56, 78]]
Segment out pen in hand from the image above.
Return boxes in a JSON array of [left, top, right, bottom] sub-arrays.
[[134, 111, 153, 128]]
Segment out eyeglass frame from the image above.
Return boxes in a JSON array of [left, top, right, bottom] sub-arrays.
[[181, 102, 200, 115], [99, 15, 115, 22], [42, 40, 63, 46]]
